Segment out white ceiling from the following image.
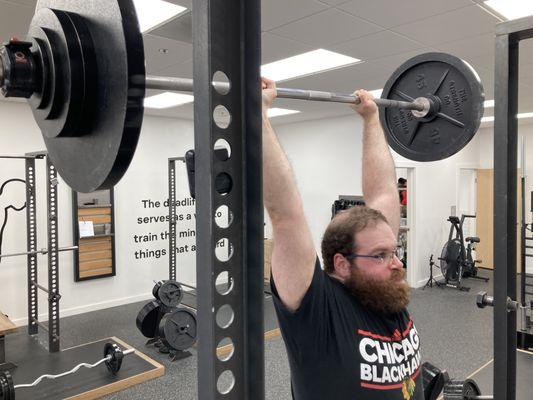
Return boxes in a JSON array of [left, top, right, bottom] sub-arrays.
[[1, 0, 533, 126]]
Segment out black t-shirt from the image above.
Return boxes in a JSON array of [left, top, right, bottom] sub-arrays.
[[271, 258, 424, 400]]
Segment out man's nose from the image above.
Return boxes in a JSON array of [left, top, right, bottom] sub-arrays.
[[390, 254, 403, 269]]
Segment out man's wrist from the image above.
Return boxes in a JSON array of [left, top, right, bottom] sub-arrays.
[[362, 112, 380, 126], [262, 111, 272, 127]]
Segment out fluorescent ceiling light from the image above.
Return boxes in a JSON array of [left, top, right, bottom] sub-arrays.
[[481, 112, 533, 123], [484, 0, 533, 20], [484, 100, 495, 108], [144, 92, 194, 109], [268, 108, 300, 118], [133, 0, 187, 32], [369, 89, 383, 99], [518, 112, 533, 119], [261, 49, 361, 82]]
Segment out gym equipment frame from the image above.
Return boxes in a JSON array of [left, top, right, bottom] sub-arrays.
[[488, 14, 533, 400], [168, 157, 194, 289], [26, 152, 61, 353], [0, 152, 75, 353], [194, 3, 264, 397]]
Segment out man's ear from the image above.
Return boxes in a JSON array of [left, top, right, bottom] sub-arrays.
[[333, 253, 351, 279]]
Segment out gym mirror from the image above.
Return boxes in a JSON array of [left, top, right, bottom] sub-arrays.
[[72, 189, 116, 281]]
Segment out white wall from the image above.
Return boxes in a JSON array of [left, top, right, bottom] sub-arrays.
[[0, 101, 197, 324], [4, 97, 530, 324], [270, 114, 486, 287], [477, 122, 533, 273]]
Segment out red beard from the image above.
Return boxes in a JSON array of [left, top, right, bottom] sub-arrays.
[[345, 267, 410, 314]]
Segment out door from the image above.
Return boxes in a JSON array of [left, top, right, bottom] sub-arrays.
[[458, 168, 477, 239], [475, 169, 522, 271]]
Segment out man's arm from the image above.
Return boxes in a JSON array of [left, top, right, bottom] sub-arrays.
[[352, 90, 400, 236], [262, 78, 316, 312]]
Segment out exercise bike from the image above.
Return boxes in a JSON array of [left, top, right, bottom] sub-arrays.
[[439, 214, 489, 291]]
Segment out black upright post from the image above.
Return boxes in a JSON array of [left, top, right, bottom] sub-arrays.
[[494, 27, 519, 400], [46, 156, 60, 352], [194, 0, 264, 398], [25, 158, 38, 336], [169, 158, 177, 281]]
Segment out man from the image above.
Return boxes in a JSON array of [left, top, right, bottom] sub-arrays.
[[262, 77, 423, 400]]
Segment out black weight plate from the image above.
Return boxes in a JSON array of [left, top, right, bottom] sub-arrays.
[[422, 362, 449, 400], [136, 300, 161, 338], [159, 308, 197, 351], [440, 241, 451, 277], [380, 52, 484, 162], [0, 371, 14, 400], [440, 239, 462, 282], [104, 342, 124, 375], [443, 378, 481, 400], [28, 8, 97, 140], [462, 379, 481, 397], [32, 0, 145, 192], [158, 280, 183, 308], [152, 281, 162, 300]]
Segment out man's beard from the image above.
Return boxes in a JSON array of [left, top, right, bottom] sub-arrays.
[[344, 266, 410, 314]]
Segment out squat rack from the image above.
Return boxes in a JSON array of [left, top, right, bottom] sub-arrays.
[[0, 152, 64, 353], [493, 14, 533, 400], [193, 1, 264, 398]]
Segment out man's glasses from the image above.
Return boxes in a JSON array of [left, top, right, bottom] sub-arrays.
[[343, 248, 402, 265]]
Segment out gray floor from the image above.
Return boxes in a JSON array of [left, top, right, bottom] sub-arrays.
[[6, 270, 501, 399]]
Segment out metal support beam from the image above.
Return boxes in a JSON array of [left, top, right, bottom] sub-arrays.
[[46, 157, 60, 352], [25, 157, 38, 336], [494, 29, 519, 400], [194, 1, 264, 398], [168, 158, 182, 281]]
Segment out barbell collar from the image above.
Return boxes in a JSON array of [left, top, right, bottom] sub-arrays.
[[144, 75, 426, 112], [106, 348, 135, 360]]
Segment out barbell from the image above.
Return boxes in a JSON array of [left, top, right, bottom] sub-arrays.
[[0, 343, 134, 399], [0, 245, 78, 259], [0, 0, 485, 193]]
